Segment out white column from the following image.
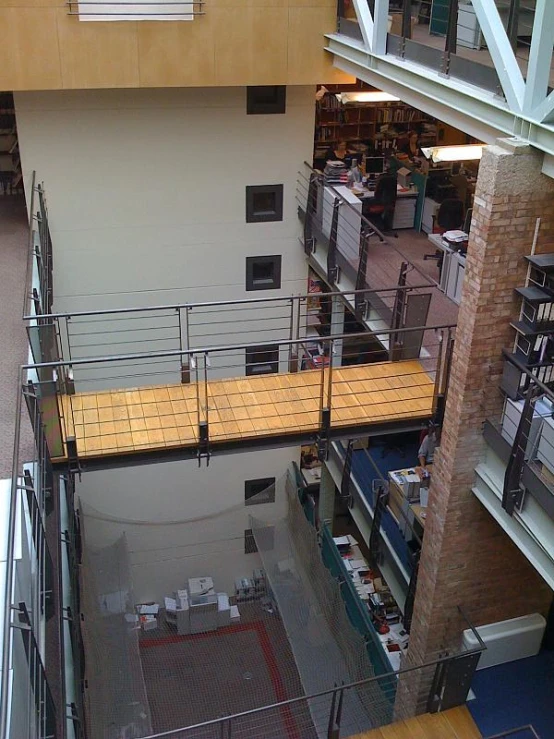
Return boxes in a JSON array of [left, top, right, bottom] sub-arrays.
[[373, 0, 390, 55], [524, 0, 554, 118]]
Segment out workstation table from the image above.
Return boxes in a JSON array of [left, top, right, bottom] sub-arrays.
[[352, 183, 419, 230], [301, 465, 322, 491], [387, 466, 432, 541]]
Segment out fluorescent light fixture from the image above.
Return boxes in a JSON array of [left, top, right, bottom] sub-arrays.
[[338, 91, 401, 104], [421, 144, 484, 163]]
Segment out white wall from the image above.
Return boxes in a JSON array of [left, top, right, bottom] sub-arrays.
[[15, 86, 313, 388], [15, 86, 312, 311], [76, 447, 297, 602]]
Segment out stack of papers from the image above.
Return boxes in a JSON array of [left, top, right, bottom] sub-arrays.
[[137, 603, 159, 615], [443, 230, 468, 242]]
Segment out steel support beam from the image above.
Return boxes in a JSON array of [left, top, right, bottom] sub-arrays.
[[470, 0, 525, 111], [325, 34, 554, 165], [372, 0, 389, 55], [526, 0, 554, 120], [353, 0, 374, 50]]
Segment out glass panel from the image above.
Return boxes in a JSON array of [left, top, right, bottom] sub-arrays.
[[26, 323, 58, 383], [36, 380, 65, 459]]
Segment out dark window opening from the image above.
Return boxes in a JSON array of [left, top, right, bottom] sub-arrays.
[[246, 255, 282, 291], [246, 185, 283, 223], [246, 345, 279, 376], [247, 86, 286, 115], [245, 477, 276, 506]]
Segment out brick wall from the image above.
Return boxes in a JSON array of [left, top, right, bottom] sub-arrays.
[[396, 140, 554, 716]]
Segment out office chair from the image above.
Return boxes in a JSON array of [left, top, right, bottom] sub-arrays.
[[424, 198, 465, 271], [433, 198, 465, 233], [462, 207, 473, 235], [366, 172, 399, 237]]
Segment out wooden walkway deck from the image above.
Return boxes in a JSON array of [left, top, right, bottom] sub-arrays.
[[349, 706, 481, 738], [55, 359, 434, 462]]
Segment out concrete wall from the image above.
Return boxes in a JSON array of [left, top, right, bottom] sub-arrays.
[[77, 447, 297, 601]]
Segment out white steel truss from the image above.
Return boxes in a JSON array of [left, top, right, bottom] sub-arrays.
[[329, 0, 554, 166]]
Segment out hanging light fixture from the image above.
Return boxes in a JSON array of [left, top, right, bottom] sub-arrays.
[[338, 91, 401, 104], [420, 144, 485, 163]]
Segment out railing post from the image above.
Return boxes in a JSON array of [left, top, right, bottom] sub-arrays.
[[503, 386, 539, 514], [327, 198, 341, 284], [179, 306, 191, 384], [340, 439, 354, 501], [317, 341, 332, 461], [506, 0, 521, 52], [197, 352, 210, 466], [401, 0, 413, 40], [355, 233, 369, 320], [303, 171, 319, 255], [443, 0, 459, 74], [288, 297, 298, 373]]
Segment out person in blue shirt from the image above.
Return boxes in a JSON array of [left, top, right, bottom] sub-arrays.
[[418, 422, 441, 468]]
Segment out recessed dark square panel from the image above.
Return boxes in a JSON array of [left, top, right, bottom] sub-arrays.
[[246, 184, 283, 223], [245, 345, 279, 376], [247, 86, 286, 115], [245, 477, 276, 506], [245, 255, 282, 291]]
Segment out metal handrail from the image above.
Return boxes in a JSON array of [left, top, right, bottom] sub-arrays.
[[503, 351, 554, 404], [300, 162, 438, 288], [22, 170, 36, 318], [23, 321, 457, 370], [0, 367, 27, 737], [23, 284, 437, 322]]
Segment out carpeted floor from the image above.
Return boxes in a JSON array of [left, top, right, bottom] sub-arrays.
[[0, 195, 34, 478], [468, 649, 554, 738], [139, 601, 317, 738]]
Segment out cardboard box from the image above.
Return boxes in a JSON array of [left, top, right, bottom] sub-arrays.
[[389, 13, 417, 37]]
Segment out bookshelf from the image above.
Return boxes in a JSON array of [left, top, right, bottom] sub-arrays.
[[313, 89, 439, 161], [0, 92, 23, 196]]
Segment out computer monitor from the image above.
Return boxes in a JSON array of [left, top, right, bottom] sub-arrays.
[[365, 156, 385, 175]]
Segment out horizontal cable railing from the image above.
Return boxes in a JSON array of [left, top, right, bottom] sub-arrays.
[[24, 287, 443, 367], [296, 164, 458, 372], [0, 363, 70, 739], [24, 176, 54, 319], [22, 317, 455, 466], [487, 352, 554, 520]]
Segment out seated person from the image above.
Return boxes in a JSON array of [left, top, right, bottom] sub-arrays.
[[450, 163, 470, 208], [301, 449, 319, 469], [400, 130, 422, 160], [418, 422, 440, 468], [325, 140, 349, 164], [371, 164, 398, 232]]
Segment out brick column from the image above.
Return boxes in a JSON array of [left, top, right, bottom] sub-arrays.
[[396, 139, 554, 716]]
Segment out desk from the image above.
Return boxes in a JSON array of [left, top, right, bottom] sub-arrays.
[[302, 466, 322, 489], [387, 466, 431, 538], [353, 184, 419, 230], [427, 233, 466, 304]]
